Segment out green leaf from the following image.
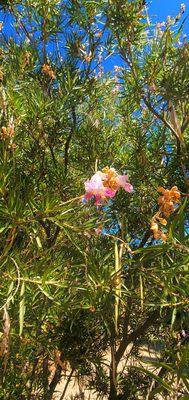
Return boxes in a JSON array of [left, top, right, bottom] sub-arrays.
[[37, 285, 54, 301], [19, 282, 25, 337]]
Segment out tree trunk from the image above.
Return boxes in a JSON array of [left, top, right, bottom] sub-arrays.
[[109, 340, 117, 400]]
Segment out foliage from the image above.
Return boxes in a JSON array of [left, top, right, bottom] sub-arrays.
[[0, 1, 189, 399]]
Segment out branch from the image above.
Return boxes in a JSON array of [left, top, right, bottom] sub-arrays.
[[0, 258, 20, 311], [49, 144, 57, 168], [116, 40, 185, 148], [138, 229, 151, 249], [47, 364, 62, 400], [9, 4, 39, 58], [37, 219, 60, 248], [181, 116, 189, 133], [115, 309, 160, 364], [38, 219, 51, 240], [147, 335, 189, 400], [59, 367, 75, 400], [143, 97, 183, 145], [64, 107, 76, 176]]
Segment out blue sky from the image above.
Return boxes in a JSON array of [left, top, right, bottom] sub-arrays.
[[105, 0, 189, 71], [0, 0, 188, 72], [1, 1, 188, 35], [149, 0, 189, 29]]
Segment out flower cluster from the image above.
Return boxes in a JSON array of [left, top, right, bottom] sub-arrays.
[[42, 64, 56, 80], [180, 3, 186, 13], [84, 166, 133, 205], [150, 186, 181, 242], [157, 186, 181, 217], [150, 215, 168, 242], [23, 51, 31, 67], [1, 125, 14, 139]]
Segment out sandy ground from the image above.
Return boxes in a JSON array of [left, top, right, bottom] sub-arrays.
[[52, 344, 161, 400]]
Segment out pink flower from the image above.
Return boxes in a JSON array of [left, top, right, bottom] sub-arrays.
[[102, 167, 133, 194], [84, 167, 133, 205], [116, 174, 133, 193], [94, 227, 102, 235], [84, 173, 115, 205]]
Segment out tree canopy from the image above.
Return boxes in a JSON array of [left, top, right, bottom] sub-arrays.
[[0, 1, 189, 399]]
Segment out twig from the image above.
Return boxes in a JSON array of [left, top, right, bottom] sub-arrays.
[[64, 107, 76, 176], [59, 367, 75, 400], [0, 258, 20, 311]]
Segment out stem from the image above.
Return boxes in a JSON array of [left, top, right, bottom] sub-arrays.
[[59, 367, 75, 400], [64, 107, 76, 176], [109, 336, 117, 400], [47, 354, 65, 400], [42, 355, 49, 396], [28, 358, 39, 399], [115, 309, 160, 365]]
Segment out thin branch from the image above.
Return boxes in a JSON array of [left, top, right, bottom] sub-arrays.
[[116, 38, 185, 146], [47, 352, 67, 400], [64, 107, 76, 176], [59, 367, 75, 400], [115, 309, 160, 364], [0, 258, 20, 311], [9, 4, 39, 58], [143, 97, 182, 144], [181, 116, 189, 133]]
